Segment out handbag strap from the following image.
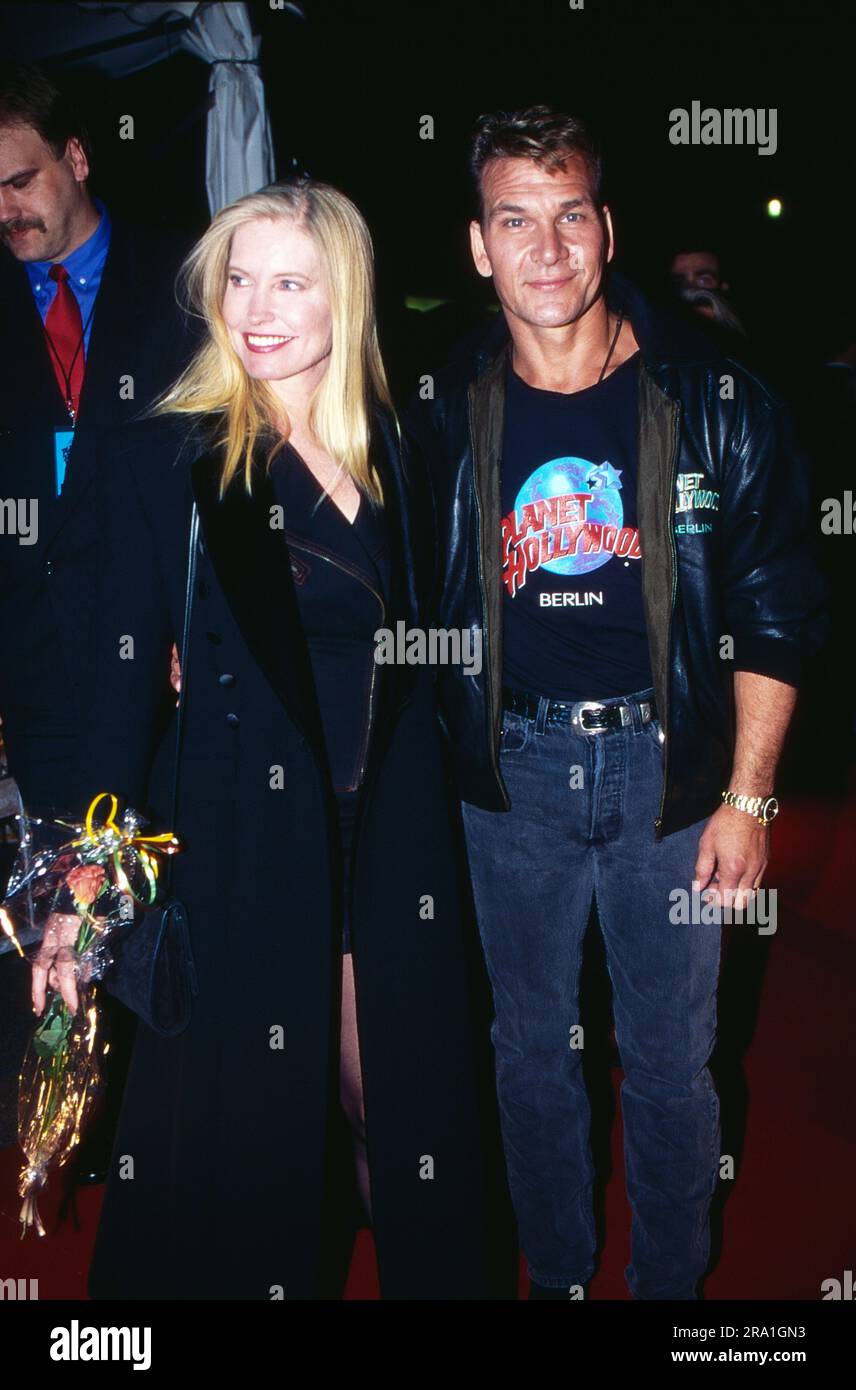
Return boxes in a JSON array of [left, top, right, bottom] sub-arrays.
[[169, 501, 199, 837]]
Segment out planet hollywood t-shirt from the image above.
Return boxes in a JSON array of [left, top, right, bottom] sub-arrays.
[[500, 350, 653, 700]]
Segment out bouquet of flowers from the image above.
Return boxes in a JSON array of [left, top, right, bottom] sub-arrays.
[[0, 793, 179, 1236]]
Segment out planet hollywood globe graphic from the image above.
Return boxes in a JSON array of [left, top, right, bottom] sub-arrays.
[[513, 456, 624, 577]]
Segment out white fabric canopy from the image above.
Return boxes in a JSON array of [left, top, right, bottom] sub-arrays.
[[179, 3, 275, 213], [10, 2, 281, 213]]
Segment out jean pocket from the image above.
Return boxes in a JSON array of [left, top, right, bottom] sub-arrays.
[[499, 713, 531, 755], [643, 717, 665, 751]]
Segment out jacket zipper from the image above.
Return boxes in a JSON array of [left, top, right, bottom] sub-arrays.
[[467, 392, 506, 802], [285, 533, 386, 788], [654, 399, 681, 840]]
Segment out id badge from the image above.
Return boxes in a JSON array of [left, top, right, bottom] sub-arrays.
[[54, 427, 74, 496]]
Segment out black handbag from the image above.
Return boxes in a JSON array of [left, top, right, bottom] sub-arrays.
[[103, 505, 200, 1036]]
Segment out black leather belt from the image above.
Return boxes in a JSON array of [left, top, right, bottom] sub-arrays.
[[502, 685, 657, 733]]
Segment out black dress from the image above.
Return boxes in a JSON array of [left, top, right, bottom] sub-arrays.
[[271, 443, 391, 952]]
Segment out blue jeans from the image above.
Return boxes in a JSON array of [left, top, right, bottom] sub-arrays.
[[461, 689, 721, 1299]]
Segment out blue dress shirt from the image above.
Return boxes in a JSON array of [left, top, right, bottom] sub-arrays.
[[24, 196, 113, 356]]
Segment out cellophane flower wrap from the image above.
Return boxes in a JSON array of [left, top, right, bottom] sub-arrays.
[[0, 792, 180, 1236]]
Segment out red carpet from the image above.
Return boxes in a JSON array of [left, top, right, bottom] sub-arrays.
[[2, 792, 853, 1299]]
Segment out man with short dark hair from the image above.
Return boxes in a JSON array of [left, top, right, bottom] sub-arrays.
[[408, 105, 825, 1300], [0, 64, 193, 814]]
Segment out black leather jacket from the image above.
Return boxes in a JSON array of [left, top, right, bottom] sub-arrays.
[[406, 273, 827, 839]]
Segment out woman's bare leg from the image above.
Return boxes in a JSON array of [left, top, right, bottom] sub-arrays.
[[340, 952, 372, 1223]]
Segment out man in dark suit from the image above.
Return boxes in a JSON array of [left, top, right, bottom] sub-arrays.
[[0, 64, 194, 814], [0, 64, 196, 1180]]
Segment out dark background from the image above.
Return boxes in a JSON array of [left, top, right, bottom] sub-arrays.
[[2, 0, 853, 390]]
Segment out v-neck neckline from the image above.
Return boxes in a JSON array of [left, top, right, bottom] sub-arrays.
[[285, 441, 361, 526], [274, 442, 388, 596]]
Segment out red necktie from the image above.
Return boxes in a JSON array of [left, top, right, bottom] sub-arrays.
[[45, 263, 85, 421]]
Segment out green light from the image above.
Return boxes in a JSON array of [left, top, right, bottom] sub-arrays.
[[405, 296, 450, 313], [766, 198, 783, 218]]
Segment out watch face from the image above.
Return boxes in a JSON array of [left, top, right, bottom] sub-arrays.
[[762, 797, 779, 821]]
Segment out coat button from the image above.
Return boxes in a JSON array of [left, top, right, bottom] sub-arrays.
[[45, 560, 52, 575], [196, 579, 208, 598], [218, 673, 235, 686], [206, 630, 221, 645], [225, 712, 240, 727]]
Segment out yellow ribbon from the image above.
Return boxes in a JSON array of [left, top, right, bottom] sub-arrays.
[[72, 793, 181, 906]]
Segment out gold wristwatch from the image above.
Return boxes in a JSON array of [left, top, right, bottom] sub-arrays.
[[721, 790, 780, 826]]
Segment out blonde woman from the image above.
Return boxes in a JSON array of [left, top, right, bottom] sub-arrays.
[[33, 179, 512, 1299]]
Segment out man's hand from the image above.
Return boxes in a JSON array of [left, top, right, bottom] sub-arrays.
[[693, 669, 795, 907], [693, 804, 769, 908], [31, 913, 82, 1015]]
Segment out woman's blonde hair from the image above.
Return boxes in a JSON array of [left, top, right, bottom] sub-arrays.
[[153, 178, 394, 502]]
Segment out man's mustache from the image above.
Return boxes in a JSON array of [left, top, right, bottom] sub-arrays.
[[0, 218, 46, 236]]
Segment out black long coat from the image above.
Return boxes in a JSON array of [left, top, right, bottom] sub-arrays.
[[82, 408, 515, 1300]]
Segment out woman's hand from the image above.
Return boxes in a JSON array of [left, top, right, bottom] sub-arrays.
[[31, 914, 82, 1015], [170, 642, 182, 706]]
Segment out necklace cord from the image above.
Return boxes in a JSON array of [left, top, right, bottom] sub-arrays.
[[597, 309, 625, 385]]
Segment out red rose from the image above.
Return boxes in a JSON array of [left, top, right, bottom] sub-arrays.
[[66, 864, 106, 907]]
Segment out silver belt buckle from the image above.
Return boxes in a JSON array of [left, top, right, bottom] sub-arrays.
[[571, 700, 610, 734]]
